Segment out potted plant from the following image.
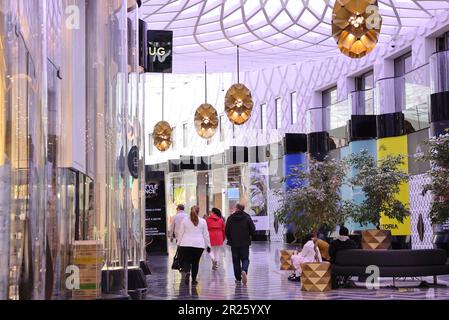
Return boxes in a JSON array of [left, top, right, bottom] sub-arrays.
[[420, 133, 449, 225], [347, 150, 410, 249], [275, 156, 349, 245]]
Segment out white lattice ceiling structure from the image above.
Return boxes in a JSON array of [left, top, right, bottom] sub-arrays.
[[141, 0, 449, 72]]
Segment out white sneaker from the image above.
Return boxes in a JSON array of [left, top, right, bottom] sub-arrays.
[[241, 271, 247, 285]]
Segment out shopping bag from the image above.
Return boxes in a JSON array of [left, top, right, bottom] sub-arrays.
[[171, 249, 181, 270]]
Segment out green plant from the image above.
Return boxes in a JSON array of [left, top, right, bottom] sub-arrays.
[[274, 156, 349, 240], [346, 150, 410, 229], [420, 133, 449, 225]]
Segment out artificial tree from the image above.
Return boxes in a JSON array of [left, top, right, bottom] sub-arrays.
[[420, 133, 449, 225], [275, 156, 349, 242], [346, 149, 410, 229]]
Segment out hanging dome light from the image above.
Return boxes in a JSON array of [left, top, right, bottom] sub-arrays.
[[152, 120, 172, 152], [225, 83, 253, 125], [152, 73, 172, 152], [195, 62, 218, 139], [224, 46, 253, 125], [195, 103, 219, 139], [332, 0, 382, 59]]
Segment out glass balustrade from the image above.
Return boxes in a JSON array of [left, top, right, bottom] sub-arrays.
[[403, 64, 430, 131], [430, 49, 449, 94], [375, 64, 430, 132], [350, 88, 375, 115], [324, 99, 350, 148]]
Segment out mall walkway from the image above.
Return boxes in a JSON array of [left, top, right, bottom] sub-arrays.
[[145, 242, 449, 300]]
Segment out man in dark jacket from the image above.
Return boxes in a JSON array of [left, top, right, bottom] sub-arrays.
[[329, 226, 358, 288], [225, 203, 256, 284]]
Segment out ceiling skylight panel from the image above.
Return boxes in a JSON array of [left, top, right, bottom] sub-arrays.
[[392, 0, 419, 9], [196, 30, 227, 42], [273, 10, 294, 29], [263, 0, 283, 18], [231, 33, 255, 43], [247, 10, 268, 28], [167, 17, 197, 29], [401, 17, 428, 26], [200, 6, 221, 23], [254, 25, 279, 39], [156, 0, 183, 13], [419, 1, 449, 10], [243, 0, 261, 17], [286, 0, 304, 20], [307, 0, 327, 16], [201, 0, 221, 12], [196, 21, 222, 34], [223, 0, 241, 16], [300, 9, 319, 28], [224, 24, 247, 38], [179, 1, 202, 18], [146, 12, 177, 23], [378, 2, 395, 16], [203, 38, 234, 50], [223, 9, 243, 25], [401, 7, 433, 18]]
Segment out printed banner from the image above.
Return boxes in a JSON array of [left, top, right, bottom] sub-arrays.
[[247, 162, 269, 231], [145, 168, 168, 254], [377, 136, 411, 236], [346, 139, 378, 231]]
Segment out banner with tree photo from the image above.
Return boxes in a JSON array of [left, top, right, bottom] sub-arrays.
[[247, 162, 269, 231]]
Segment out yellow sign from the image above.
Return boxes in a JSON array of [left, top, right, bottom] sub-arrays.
[[377, 135, 411, 236]]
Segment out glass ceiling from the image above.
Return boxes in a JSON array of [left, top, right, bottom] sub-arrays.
[[141, 0, 449, 73]]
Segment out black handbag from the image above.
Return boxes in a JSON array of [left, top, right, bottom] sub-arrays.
[[171, 249, 181, 270]]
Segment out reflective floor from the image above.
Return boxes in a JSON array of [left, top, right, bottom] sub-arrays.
[[145, 242, 449, 300]]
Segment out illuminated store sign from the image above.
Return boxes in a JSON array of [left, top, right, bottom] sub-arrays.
[[147, 30, 173, 73]]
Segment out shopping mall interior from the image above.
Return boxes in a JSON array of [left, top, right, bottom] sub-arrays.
[[1, 0, 449, 302]]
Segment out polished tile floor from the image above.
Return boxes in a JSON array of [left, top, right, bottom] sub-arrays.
[[145, 242, 449, 300]]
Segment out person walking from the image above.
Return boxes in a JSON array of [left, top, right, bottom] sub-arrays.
[[168, 204, 187, 244], [206, 208, 226, 270], [177, 205, 211, 285], [225, 203, 256, 285]]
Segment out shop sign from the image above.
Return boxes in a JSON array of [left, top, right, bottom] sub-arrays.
[[128, 146, 140, 179], [147, 30, 173, 73]]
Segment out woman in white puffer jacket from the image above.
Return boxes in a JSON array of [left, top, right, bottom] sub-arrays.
[[289, 233, 322, 282], [177, 205, 211, 285]]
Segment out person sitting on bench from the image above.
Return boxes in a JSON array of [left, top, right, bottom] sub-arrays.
[[329, 226, 357, 288]]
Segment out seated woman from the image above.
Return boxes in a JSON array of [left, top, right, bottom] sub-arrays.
[[288, 233, 322, 282]]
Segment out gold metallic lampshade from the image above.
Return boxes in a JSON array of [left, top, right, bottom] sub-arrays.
[[194, 103, 219, 139], [152, 121, 172, 152], [224, 83, 254, 125], [332, 0, 382, 59]]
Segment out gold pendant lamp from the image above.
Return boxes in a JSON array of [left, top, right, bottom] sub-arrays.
[[332, 0, 382, 59], [152, 73, 173, 152], [194, 62, 219, 139], [225, 45, 254, 125]]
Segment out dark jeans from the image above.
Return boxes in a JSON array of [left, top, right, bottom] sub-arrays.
[[179, 246, 204, 281], [231, 246, 250, 281]]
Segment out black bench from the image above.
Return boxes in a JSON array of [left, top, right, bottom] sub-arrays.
[[332, 249, 449, 286]]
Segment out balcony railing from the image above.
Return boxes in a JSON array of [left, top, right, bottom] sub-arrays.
[[325, 99, 350, 148], [403, 64, 430, 131], [375, 64, 430, 131], [350, 88, 375, 115], [430, 49, 449, 94]]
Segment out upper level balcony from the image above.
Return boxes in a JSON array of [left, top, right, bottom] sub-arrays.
[[375, 63, 430, 133]]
